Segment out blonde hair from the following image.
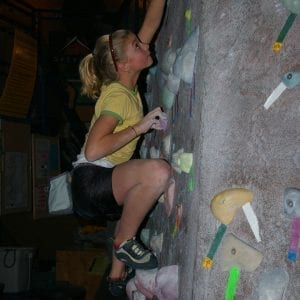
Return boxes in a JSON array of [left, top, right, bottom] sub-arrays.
[[79, 29, 132, 100]]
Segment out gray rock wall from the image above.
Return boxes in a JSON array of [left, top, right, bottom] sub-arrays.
[[145, 0, 300, 299]]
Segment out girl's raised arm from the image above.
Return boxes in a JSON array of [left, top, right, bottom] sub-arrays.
[[137, 0, 166, 44]]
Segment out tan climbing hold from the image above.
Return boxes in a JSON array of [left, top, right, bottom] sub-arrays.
[[211, 188, 253, 225], [220, 234, 263, 272]]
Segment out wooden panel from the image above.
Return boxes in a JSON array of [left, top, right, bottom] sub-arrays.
[[0, 29, 37, 119], [56, 249, 110, 300]]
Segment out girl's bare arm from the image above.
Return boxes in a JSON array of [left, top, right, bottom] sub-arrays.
[[138, 0, 166, 44], [84, 115, 135, 161], [84, 107, 166, 161]]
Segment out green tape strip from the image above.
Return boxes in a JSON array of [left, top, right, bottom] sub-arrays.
[[188, 165, 195, 192], [225, 267, 240, 300], [207, 223, 227, 260], [276, 13, 297, 43]]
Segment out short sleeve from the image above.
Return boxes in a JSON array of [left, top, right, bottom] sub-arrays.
[[95, 90, 131, 125]]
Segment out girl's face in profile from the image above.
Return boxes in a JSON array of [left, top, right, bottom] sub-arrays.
[[123, 33, 153, 73]]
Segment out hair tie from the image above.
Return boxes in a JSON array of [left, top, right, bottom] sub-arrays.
[[108, 34, 118, 71]]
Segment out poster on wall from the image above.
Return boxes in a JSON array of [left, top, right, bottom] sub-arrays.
[[32, 134, 60, 219], [0, 29, 37, 119]]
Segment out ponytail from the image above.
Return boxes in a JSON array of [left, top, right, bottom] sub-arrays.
[[79, 54, 102, 100]]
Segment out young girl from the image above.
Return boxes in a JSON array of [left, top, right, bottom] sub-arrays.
[[71, 0, 171, 296]]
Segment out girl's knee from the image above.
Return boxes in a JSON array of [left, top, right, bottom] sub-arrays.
[[148, 159, 171, 182]]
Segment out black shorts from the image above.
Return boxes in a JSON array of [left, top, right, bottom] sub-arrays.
[[71, 164, 122, 221]]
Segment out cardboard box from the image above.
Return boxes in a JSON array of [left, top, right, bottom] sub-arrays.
[[56, 248, 110, 300]]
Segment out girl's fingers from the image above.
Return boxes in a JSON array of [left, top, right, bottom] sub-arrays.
[[139, 107, 168, 132]]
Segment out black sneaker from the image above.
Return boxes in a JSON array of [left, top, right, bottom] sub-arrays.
[[107, 277, 126, 297], [115, 237, 158, 269], [107, 267, 135, 297]]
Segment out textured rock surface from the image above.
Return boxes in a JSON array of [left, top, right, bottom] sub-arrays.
[[145, 0, 300, 299]]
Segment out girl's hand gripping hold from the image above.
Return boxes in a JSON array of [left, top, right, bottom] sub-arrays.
[[135, 107, 168, 134]]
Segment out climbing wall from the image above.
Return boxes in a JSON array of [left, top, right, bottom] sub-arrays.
[[139, 0, 300, 299]]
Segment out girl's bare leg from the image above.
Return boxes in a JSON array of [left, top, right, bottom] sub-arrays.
[[108, 159, 171, 278], [112, 159, 171, 245]]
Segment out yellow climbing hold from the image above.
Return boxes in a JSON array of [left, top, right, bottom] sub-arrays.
[[272, 42, 283, 52], [185, 9, 192, 35], [202, 257, 213, 269], [185, 9, 192, 20]]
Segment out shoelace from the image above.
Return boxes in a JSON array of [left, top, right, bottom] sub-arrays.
[[131, 242, 147, 257]]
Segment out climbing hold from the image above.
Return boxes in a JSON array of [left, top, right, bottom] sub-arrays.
[[162, 134, 171, 157], [184, 9, 192, 35], [282, 0, 300, 14], [220, 234, 263, 272], [202, 256, 214, 269], [126, 279, 146, 300], [173, 27, 199, 84], [150, 232, 164, 256], [284, 187, 300, 217], [264, 71, 300, 109], [256, 267, 289, 300], [211, 188, 253, 225], [135, 269, 158, 299], [172, 204, 183, 236], [126, 266, 178, 300], [283, 188, 300, 261], [155, 265, 178, 300], [211, 188, 261, 242], [150, 146, 160, 159], [161, 48, 177, 75], [172, 148, 193, 174], [161, 86, 177, 110], [203, 188, 261, 269], [221, 234, 262, 300]]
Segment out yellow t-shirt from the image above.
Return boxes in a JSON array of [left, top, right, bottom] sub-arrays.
[[87, 82, 143, 165]]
